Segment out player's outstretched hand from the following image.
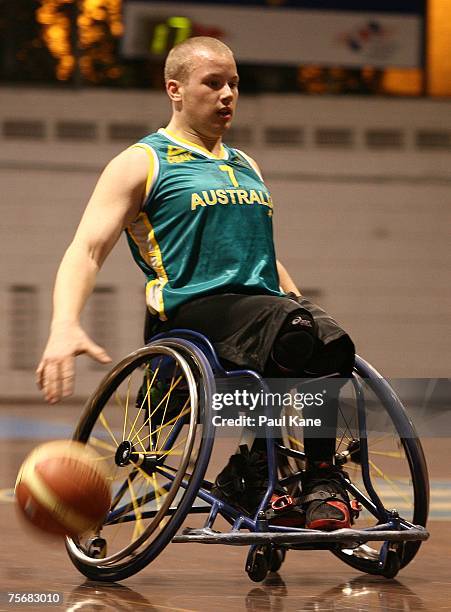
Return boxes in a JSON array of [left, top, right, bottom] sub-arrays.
[[36, 322, 112, 404]]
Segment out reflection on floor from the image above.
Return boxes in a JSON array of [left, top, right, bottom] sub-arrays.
[[0, 404, 450, 611]]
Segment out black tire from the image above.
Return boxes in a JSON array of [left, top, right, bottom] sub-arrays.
[[332, 356, 429, 574], [281, 355, 429, 576], [66, 339, 215, 581], [269, 547, 286, 573], [246, 548, 269, 583]]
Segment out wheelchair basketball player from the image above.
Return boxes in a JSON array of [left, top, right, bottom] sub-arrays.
[[37, 37, 355, 531]]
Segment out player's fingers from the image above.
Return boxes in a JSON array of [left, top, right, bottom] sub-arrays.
[[43, 360, 63, 404], [60, 357, 75, 398], [35, 361, 45, 390], [85, 342, 112, 364]]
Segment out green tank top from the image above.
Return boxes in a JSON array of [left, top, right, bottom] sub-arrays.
[[125, 128, 283, 320]]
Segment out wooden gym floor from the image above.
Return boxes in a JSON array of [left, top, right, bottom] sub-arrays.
[[0, 403, 450, 611]]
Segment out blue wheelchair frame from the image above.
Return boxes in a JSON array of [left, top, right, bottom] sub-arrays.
[[148, 329, 429, 579]]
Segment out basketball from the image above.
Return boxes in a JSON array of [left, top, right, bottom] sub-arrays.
[[15, 440, 111, 538]]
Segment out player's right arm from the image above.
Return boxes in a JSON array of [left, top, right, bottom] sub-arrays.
[[36, 147, 150, 404]]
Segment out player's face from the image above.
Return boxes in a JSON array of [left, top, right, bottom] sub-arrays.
[[180, 50, 239, 138]]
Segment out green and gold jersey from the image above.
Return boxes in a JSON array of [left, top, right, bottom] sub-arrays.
[[125, 127, 283, 320]]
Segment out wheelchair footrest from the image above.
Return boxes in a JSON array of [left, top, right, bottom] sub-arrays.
[[172, 525, 429, 546]]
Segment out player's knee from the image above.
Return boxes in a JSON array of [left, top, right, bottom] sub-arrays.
[[307, 334, 355, 378], [271, 311, 316, 373]]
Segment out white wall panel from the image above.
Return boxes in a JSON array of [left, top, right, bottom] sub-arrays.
[[0, 89, 450, 397]]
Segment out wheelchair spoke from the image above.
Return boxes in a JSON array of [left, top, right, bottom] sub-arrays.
[[127, 476, 145, 542], [110, 469, 139, 511], [368, 459, 412, 508], [369, 449, 404, 459], [89, 436, 117, 453], [122, 376, 132, 441], [127, 360, 162, 444], [128, 373, 183, 446], [155, 369, 179, 449], [158, 436, 188, 460], [66, 340, 214, 580], [115, 389, 147, 453], [139, 407, 191, 446], [157, 398, 190, 451], [90, 452, 116, 462], [287, 434, 303, 449], [99, 413, 119, 447]]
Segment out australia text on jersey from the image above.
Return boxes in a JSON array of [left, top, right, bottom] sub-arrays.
[[191, 188, 274, 212]]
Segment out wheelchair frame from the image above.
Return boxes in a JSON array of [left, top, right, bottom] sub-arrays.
[[66, 330, 430, 582]]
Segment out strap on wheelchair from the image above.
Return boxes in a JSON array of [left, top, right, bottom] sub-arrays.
[[300, 489, 348, 505]]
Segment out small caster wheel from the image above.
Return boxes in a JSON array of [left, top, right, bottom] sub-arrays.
[[381, 550, 400, 579], [86, 537, 107, 559], [246, 547, 269, 583], [269, 547, 286, 573]]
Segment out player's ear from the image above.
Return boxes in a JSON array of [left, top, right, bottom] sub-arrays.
[[166, 79, 183, 102]]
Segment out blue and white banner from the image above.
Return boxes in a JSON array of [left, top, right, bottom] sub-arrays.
[[122, 1, 423, 67]]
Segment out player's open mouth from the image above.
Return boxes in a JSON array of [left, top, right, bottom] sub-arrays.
[[218, 108, 232, 119]]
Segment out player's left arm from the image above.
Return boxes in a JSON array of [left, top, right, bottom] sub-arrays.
[[237, 151, 302, 297], [276, 259, 301, 296]]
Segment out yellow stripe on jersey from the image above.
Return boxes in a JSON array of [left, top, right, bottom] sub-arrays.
[[235, 148, 263, 180], [159, 127, 228, 160], [130, 143, 159, 197], [128, 212, 169, 320]]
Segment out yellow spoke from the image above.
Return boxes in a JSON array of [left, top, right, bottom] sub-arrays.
[[137, 449, 183, 456], [369, 450, 405, 459], [287, 434, 304, 449], [367, 435, 393, 447], [368, 460, 412, 508], [91, 452, 116, 462], [139, 407, 191, 445], [146, 368, 154, 451], [123, 376, 132, 441], [156, 464, 177, 479], [126, 362, 161, 443], [105, 467, 123, 482], [99, 413, 119, 446], [131, 478, 147, 541], [158, 436, 187, 460], [89, 437, 116, 452], [114, 389, 147, 454], [157, 396, 190, 452], [128, 371, 183, 446], [155, 369, 181, 448], [127, 476, 144, 543], [132, 464, 171, 498], [152, 473, 162, 511]]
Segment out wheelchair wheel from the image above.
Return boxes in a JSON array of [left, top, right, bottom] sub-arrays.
[[66, 339, 215, 581], [283, 356, 429, 575]]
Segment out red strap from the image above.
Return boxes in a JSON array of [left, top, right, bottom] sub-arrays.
[[270, 494, 295, 512]]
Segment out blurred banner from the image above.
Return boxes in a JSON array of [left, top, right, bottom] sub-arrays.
[[122, 0, 424, 68]]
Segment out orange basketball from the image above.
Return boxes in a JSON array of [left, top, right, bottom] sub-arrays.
[[15, 440, 111, 538]]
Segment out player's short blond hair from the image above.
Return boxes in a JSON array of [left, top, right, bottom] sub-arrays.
[[164, 36, 234, 83]]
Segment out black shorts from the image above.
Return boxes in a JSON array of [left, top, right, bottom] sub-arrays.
[[147, 293, 350, 373]]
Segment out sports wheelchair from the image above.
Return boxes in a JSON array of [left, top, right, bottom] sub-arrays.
[[66, 330, 429, 582]]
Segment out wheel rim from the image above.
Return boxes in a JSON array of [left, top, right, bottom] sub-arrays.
[[282, 371, 428, 571], [66, 344, 201, 567]]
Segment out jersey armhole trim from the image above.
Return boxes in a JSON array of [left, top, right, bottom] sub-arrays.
[[130, 143, 160, 206], [234, 148, 263, 180]]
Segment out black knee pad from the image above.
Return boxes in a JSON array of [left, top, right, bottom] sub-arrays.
[[271, 310, 316, 373], [305, 335, 355, 378]]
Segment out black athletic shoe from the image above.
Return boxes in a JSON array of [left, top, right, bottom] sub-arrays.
[[211, 446, 307, 526], [301, 462, 352, 531], [211, 445, 269, 513]]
